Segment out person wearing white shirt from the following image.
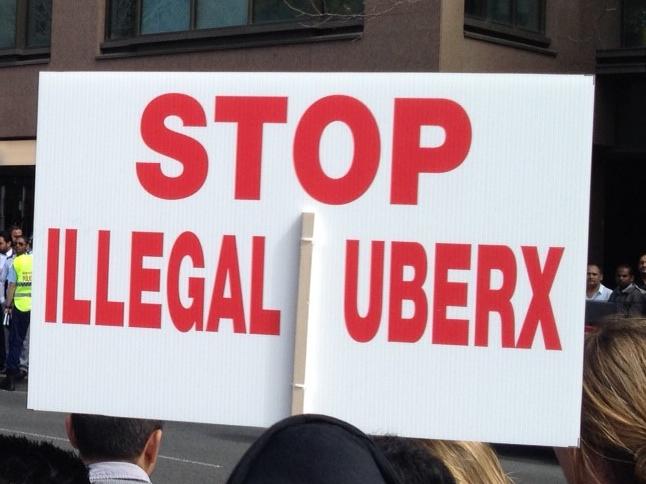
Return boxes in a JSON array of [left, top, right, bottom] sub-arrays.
[[66, 414, 163, 484], [586, 264, 612, 301], [0, 231, 12, 373]]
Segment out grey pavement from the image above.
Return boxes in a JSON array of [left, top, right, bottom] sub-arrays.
[[0, 380, 567, 483]]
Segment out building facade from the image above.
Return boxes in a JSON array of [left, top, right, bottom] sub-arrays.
[[0, 0, 643, 275]]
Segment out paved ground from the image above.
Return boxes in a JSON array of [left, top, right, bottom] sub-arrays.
[[0, 379, 567, 483], [495, 445, 567, 484]]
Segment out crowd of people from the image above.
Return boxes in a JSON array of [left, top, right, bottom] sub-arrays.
[[586, 254, 646, 317], [0, 412, 511, 484], [0, 317, 644, 483], [0, 226, 32, 392]]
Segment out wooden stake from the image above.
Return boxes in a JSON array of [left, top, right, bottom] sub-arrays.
[[291, 212, 315, 415]]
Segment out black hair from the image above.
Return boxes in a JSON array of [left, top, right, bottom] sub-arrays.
[[587, 263, 602, 272], [70, 414, 163, 462], [0, 434, 89, 484], [0, 231, 12, 245], [373, 436, 456, 484], [616, 263, 634, 276]]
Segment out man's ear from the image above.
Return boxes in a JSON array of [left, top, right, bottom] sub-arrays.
[[65, 415, 79, 450], [138, 429, 163, 476]]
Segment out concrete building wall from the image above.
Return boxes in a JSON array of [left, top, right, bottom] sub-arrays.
[[0, 0, 442, 139], [439, 1, 618, 73], [0, 66, 40, 138]]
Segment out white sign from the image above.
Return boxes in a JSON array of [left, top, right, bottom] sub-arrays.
[[30, 72, 593, 446]]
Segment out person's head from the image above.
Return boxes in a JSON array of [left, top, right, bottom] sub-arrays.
[[0, 434, 89, 484], [13, 236, 28, 256], [615, 264, 634, 289], [587, 264, 603, 290], [0, 231, 11, 255], [66, 414, 163, 476], [10, 226, 22, 244], [639, 254, 646, 277], [373, 436, 456, 484], [421, 440, 510, 484], [575, 318, 646, 483], [227, 414, 401, 484]]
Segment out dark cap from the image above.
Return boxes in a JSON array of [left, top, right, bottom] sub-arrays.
[[226, 414, 401, 484]]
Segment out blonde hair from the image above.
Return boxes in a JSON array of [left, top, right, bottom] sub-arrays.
[[576, 318, 646, 483], [421, 440, 511, 484]]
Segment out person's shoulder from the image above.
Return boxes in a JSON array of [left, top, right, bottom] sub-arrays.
[[88, 461, 150, 484], [597, 285, 613, 301], [91, 480, 149, 484]]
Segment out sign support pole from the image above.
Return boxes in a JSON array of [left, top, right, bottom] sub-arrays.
[[291, 212, 315, 415]]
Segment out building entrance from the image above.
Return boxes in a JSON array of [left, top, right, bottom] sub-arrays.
[[0, 166, 35, 238]]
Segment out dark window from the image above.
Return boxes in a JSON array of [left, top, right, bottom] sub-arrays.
[[0, 0, 52, 63], [465, 0, 544, 33], [103, 0, 363, 55], [623, 0, 646, 47], [0, 165, 35, 238], [0, 1, 18, 50], [464, 0, 549, 49], [140, 0, 190, 35]]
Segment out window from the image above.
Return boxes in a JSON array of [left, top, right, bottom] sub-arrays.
[[103, 0, 363, 55], [464, 0, 549, 49], [623, 0, 646, 47], [0, 0, 52, 63]]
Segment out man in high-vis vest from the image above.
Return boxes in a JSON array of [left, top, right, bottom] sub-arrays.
[[1, 236, 31, 391]]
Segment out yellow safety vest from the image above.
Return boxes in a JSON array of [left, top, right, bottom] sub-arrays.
[[13, 253, 32, 312]]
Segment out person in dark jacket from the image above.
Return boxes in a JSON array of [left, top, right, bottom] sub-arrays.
[[637, 253, 646, 290], [609, 264, 645, 317], [0, 434, 89, 484]]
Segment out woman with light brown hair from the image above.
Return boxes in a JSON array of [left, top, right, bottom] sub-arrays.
[[421, 440, 511, 484], [559, 318, 646, 483]]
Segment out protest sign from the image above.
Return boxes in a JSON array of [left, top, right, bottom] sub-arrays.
[[30, 72, 593, 446]]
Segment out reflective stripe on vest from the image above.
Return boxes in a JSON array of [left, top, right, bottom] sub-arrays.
[[13, 254, 32, 312]]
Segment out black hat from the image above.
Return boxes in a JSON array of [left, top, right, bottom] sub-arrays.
[[226, 414, 401, 484]]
